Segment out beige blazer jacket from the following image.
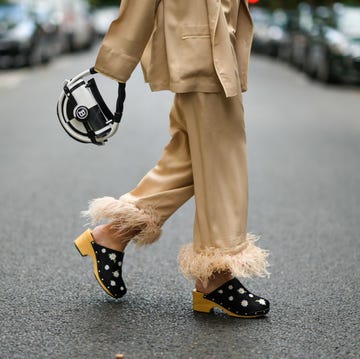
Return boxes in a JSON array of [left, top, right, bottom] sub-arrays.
[[95, 0, 254, 97]]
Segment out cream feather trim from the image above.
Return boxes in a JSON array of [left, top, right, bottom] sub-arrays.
[[82, 195, 162, 246], [178, 234, 270, 285]]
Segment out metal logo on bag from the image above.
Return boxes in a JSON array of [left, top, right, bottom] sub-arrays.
[[75, 106, 89, 120]]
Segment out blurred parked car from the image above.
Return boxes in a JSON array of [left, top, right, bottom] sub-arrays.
[[30, 0, 63, 57], [266, 9, 297, 58], [250, 7, 272, 54], [251, 7, 297, 58], [93, 6, 118, 37], [305, 4, 360, 83], [0, 3, 54, 67], [55, 0, 95, 52], [22, 0, 95, 53], [290, 3, 316, 69]]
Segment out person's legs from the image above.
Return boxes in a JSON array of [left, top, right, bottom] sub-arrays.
[[82, 91, 269, 309]]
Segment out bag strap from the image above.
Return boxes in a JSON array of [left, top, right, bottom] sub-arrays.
[[86, 78, 114, 121]]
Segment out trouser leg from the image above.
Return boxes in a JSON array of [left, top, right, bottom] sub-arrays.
[[177, 92, 269, 284], [83, 95, 194, 246], [127, 94, 194, 223]]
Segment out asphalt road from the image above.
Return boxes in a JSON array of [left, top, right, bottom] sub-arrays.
[[0, 46, 359, 359]]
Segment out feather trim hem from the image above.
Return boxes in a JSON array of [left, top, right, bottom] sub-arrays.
[[178, 233, 270, 285], [81, 195, 162, 246]]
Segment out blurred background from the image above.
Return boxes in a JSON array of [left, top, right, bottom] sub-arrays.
[[0, 0, 119, 68], [0, 0, 359, 85], [250, 0, 360, 85]]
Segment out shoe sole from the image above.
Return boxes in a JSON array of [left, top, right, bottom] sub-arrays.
[[193, 290, 269, 318], [74, 229, 116, 298]]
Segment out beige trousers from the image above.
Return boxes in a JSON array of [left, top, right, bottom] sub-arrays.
[[84, 92, 269, 284]]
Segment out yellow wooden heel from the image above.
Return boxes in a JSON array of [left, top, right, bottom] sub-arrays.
[[193, 290, 215, 313], [74, 229, 94, 257]]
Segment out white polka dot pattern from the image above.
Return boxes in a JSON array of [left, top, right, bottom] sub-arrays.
[[90, 241, 127, 298], [241, 300, 248, 307], [203, 278, 269, 317]]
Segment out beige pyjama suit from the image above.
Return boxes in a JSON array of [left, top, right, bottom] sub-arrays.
[[84, 0, 269, 285]]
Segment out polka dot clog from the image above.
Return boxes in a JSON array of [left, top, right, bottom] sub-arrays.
[[74, 229, 127, 298], [193, 278, 270, 318]]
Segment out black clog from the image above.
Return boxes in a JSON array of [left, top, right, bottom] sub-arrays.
[[193, 278, 269, 318], [74, 229, 127, 298]]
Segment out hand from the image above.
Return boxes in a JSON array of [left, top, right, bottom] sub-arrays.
[[114, 82, 126, 123]]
